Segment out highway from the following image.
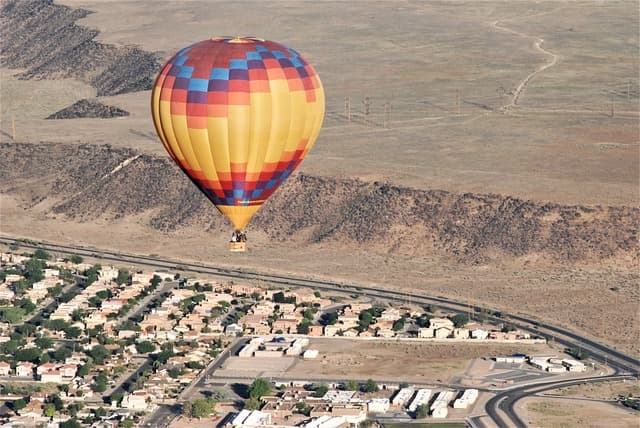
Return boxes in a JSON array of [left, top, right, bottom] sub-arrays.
[[2, 235, 638, 427]]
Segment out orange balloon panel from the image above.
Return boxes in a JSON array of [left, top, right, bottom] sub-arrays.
[[151, 37, 325, 230]]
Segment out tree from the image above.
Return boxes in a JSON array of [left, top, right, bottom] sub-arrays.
[[115, 269, 130, 285], [77, 363, 91, 377], [362, 379, 378, 393], [110, 391, 124, 405], [297, 320, 310, 334], [184, 398, 217, 418], [12, 398, 26, 412], [244, 397, 262, 410], [68, 255, 83, 264], [249, 378, 272, 399], [88, 345, 110, 364], [0, 307, 25, 323], [33, 249, 51, 260], [313, 384, 329, 397], [15, 347, 41, 362], [17, 299, 36, 314], [344, 380, 359, 391], [24, 258, 45, 283], [94, 407, 107, 418], [54, 346, 73, 362], [415, 404, 429, 419], [314, 291, 321, 298], [449, 313, 469, 328], [35, 337, 53, 350], [121, 418, 135, 428], [48, 284, 63, 298], [60, 419, 82, 428], [64, 326, 82, 339], [135, 341, 156, 354], [44, 404, 56, 418], [392, 317, 406, 331]]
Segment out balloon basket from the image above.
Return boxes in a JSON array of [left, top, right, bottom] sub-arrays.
[[229, 241, 246, 252]]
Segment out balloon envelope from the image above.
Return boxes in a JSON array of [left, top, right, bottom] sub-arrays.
[[151, 37, 325, 230]]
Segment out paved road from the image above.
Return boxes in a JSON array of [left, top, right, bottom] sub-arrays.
[[485, 374, 634, 427]]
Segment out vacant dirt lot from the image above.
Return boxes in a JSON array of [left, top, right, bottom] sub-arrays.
[[517, 397, 638, 428], [286, 339, 554, 383]]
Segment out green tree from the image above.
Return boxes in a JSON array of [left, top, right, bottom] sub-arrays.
[[313, 384, 329, 397], [415, 404, 429, 419], [15, 347, 41, 362], [94, 407, 107, 418], [64, 326, 82, 339], [17, 299, 36, 314], [12, 398, 26, 411], [24, 258, 45, 283], [121, 418, 134, 428], [362, 379, 378, 393], [68, 255, 83, 264], [44, 404, 56, 418], [0, 307, 25, 323], [35, 337, 54, 350], [115, 269, 130, 285], [249, 378, 272, 399], [392, 317, 406, 331], [344, 380, 359, 391], [88, 345, 110, 364], [54, 346, 73, 362], [135, 341, 156, 354], [449, 313, 469, 328], [77, 363, 91, 377], [33, 249, 51, 260], [244, 397, 261, 410], [60, 419, 81, 428], [297, 320, 310, 334], [184, 398, 217, 418], [48, 284, 63, 298]]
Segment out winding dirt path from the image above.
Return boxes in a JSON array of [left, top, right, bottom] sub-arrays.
[[491, 19, 559, 112]]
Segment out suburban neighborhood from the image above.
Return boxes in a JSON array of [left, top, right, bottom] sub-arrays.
[[0, 248, 599, 427]]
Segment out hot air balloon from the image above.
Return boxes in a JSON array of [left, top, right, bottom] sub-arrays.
[[151, 37, 325, 251]]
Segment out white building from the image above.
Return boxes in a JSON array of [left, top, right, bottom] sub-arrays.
[[366, 398, 390, 414], [408, 389, 432, 412], [231, 410, 271, 427], [453, 389, 478, 409], [392, 387, 415, 407], [430, 390, 454, 413], [562, 359, 586, 372]]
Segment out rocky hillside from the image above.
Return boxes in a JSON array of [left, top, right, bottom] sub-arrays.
[[0, 0, 159, 96], [1, 142, 637, 266], [47, 99, 129, 119]]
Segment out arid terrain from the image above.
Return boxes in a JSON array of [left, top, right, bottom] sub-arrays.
[[1, 0, 638, 358]]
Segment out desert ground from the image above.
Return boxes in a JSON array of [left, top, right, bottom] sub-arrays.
[[516, 397, 638, 428], [1, 0, 638, 357], [285, 339, 555, 383]]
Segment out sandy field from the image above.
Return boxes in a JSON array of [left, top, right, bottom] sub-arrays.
[[285, 339, 554, 383], [516, 397, 639, 428]]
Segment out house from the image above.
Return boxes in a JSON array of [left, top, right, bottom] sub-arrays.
[[324, 325, 341, 337], [418, 328, 434, 339], [40, 371, 63, 383], [453, 328, 469, 339], [471, 328, 489, 340], [380, 308, 401, 321], [0, 360, 10, 376], [342, 328, 359, 337], [0, 285, 15, 301], [16, 362, 35, 377], [429, 318, 454, 329], [307, 325, 324, 336], [60, 364, 77, 378], [367, 398, 390, 414], [122, 391, 152, 410], [225, 323, 243, 336], [37, 363, 57, 376], [434, 326, 453, 339], [272, 318, 298, 334]]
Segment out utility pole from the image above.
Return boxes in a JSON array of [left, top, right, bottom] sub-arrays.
[[611, 99, 615, 117], [627, 81, 632, 99], [456, 89, 461, 115], [344, 96, 351, 122], [362, 97, 371, 124], [383, 102, 391, 128], [11, 114, 16, 140]]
